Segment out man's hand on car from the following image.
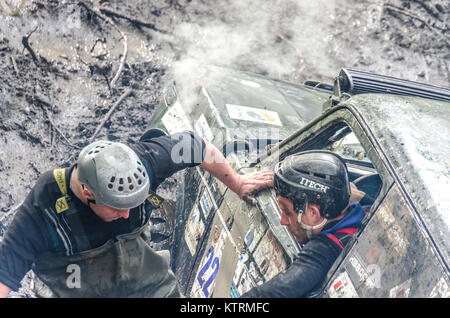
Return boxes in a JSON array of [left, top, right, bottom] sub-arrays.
[[236, 170, 274, 205]]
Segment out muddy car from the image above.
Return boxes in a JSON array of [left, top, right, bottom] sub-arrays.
[[148, 66, 450, 298]]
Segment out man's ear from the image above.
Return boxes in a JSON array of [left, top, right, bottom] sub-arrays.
[[81, 185, 95, 200], [308, 203, 322, 220]]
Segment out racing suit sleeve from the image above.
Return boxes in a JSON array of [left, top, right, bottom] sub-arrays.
[[240, 235, 342, 298], [131, 130, 206, 189]]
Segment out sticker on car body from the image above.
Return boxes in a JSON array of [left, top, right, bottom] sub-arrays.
[[199, 190, 213, 218], [184, 206, 205, 256], [429, 276, 450, 298], [191, 231, 226, 298], [226, 104, 282, 126], [389, 279, 411, 298], [328, 271, 359, 298], [252, 231, 286, 281], [195, 113, 214, 142], [376, 205, 409, 256], [347, 252, 381, 289], [240, 79, 261, 88], [161, 100, 193, 133], [233, 260, 256, 296]]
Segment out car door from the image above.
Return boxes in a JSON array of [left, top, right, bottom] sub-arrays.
[[254, 105, 449, 298], [242, 106, 393, 296], [326, 183, 450, 298]]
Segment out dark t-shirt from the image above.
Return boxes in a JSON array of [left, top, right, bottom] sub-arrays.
[[0, 131, 206, 291]]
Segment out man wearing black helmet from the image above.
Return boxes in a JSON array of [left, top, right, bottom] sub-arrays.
[[241, 150, 373, 298], [0, 130, 273, 298]]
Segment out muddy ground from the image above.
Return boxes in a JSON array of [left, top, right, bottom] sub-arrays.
[[0, 0, 448, 297]]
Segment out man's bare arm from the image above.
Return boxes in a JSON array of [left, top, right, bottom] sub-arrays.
[[0, 282, 11, 298], [200, 140, 273, 203]]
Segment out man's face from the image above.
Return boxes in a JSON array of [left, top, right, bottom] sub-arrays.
[[81, 186, 131, 222], [277, 196, 305, 242], [90, 204, 131, 222]]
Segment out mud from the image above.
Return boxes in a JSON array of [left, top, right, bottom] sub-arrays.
[[0, 0, 448, 297]]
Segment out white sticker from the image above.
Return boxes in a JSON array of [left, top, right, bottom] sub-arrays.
[[184, 206, 205, 256], [200, 191, 213, 218], [226, 104, 282, 126], [235, 266, 255, 296], [348, 253, 381, 289], [252, 231, 286, 281], [194, 113, 214, 142], [161, 100, 193, 134], [244, 227, 256, 250], [389, 279, 411, 298], [191, 231, 226, 298], [328, 271, 359, 298], [244, 222, 264, 254], [240, 80, 261, 88], [429, 277, 450, 298], [232, 253, 249, 286]]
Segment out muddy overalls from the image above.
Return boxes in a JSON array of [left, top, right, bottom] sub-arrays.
[[30, 168, 180, 298]]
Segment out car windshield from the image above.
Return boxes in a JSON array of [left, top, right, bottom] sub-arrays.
[[325, 127, 372, 164], [351, 94, 450, 262]]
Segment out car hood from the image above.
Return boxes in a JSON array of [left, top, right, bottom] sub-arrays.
[[194, 66, 328, 141]]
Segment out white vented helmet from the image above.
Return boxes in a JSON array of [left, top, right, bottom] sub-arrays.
[[77, 140, 150, 209]]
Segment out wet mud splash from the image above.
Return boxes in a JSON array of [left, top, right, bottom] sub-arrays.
[[0, 0, 448, 297]]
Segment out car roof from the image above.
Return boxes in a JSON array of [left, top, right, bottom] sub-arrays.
[[346, 93, 450, 264]]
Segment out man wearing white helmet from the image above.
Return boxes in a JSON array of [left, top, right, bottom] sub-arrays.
[[0, 130, 273, 297]]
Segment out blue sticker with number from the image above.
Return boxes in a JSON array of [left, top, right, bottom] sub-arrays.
[[197, 246, 220, 297]]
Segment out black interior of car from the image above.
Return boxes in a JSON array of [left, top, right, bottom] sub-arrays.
[[286, 122, 383, 203], [352, 172, 383, 200]]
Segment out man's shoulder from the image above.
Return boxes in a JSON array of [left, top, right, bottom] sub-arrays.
[[25, 167, 72, 209], [36, 167, 67, 191]]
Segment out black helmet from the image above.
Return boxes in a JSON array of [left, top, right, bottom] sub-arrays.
[[273, 150, 350, 219]]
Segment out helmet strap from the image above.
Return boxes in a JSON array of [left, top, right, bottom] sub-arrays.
[[82, 184, 97, 206], [298, 202, 328, 239]]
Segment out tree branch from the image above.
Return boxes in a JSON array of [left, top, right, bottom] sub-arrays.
[[99, 5, 169, 34], [79, 1, 128, 92], [21, 25, 40, 65], [89, 88, 132, 142]]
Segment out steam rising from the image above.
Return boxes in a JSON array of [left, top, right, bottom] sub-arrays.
[[168, 0, 339, 87]]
